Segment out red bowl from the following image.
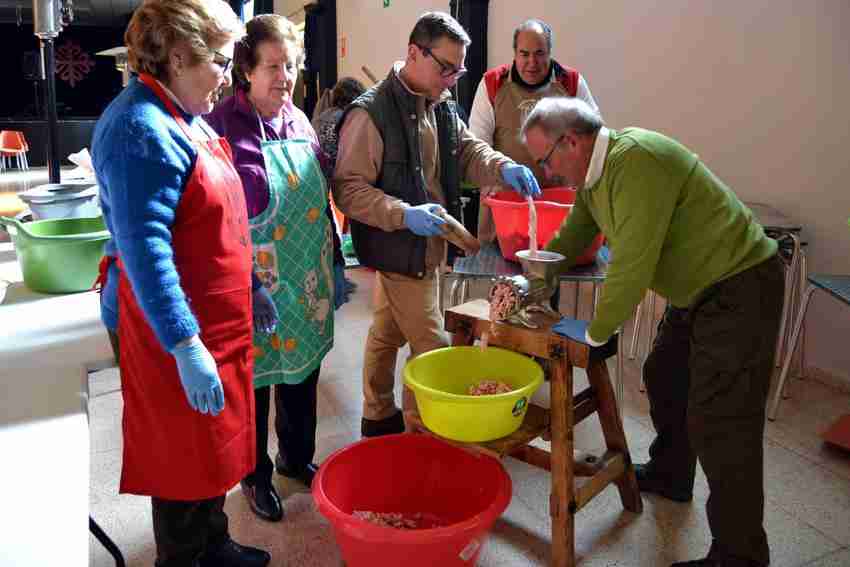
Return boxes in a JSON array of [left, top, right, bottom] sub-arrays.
[[484, 187, 604, 264]]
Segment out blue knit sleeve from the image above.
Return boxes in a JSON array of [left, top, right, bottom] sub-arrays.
[[93, 97, 201, 351]]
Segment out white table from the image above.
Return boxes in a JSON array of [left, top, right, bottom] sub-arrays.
[[0, 242, 113, 566]]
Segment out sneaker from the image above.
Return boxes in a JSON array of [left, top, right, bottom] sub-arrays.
[[634, 463, 693, 503]]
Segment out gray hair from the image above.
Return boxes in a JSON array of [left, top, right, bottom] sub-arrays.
[[513, 19, 553, 53], [520, 97, 604, 143], [409, 11, 471, 48]]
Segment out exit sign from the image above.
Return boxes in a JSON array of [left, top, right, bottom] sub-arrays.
[[383, 0, 390, 6]]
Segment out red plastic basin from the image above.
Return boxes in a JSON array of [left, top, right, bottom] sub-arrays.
[[484, 187, 604, 264], [312, 433, 512, 566]]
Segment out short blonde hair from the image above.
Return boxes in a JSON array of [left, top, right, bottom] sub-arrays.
[[125, 0, 244, 79], [233, 14, 303, 91]]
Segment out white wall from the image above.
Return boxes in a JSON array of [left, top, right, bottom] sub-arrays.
[[337, 0, 449, 85], [273, 0, 308, 24], [338, 0, 850, 383], [486, 0, 850, 382]]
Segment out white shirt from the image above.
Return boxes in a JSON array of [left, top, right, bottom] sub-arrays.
[[469, 70, 600, 144]]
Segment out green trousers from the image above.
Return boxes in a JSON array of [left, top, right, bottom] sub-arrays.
[[642, 254, 784, 565]]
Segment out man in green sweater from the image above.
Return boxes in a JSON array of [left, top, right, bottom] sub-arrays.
[[521, 97, 784, 567]]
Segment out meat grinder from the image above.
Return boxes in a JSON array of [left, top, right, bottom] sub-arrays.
[[488, 249, 566, 329]]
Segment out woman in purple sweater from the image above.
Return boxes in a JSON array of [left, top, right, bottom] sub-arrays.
[[206, 14, 346, 523]]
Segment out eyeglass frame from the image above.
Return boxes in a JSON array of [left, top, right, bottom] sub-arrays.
[[537, 134, 565, 170], [210, 50, 233, 74], [417, 45, 467, 80]]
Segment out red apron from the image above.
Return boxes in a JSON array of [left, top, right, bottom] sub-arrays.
[[114, 73, 255, 500]]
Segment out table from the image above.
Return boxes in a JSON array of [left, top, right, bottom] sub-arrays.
[[745, 201, 803, 234], [0, 242, 114, 566], [743, 202, 809, 378], [769, 275, 850, 422], [408, 299, 642, 567], [444, 241, 607, 307], [442, 242, 626, 408]]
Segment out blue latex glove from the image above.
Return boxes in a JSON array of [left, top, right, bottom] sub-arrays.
[[253, 286, 278, 335], [403, 203, 447, 237], [501, 163, 542, 197], [552, 318, 591, 345], [333, 263, 350, 310], [172, 337, 225, 416]]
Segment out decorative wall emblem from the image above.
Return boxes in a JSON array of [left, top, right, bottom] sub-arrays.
[[56, 40, 96, 87]]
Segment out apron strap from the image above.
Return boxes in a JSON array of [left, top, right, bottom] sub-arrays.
[[255, 108, 268, 143], [93, 255, 116, 292], [138, 73, 210, 143]]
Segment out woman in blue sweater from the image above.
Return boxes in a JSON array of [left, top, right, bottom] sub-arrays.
[[92, 1, 273, 566]]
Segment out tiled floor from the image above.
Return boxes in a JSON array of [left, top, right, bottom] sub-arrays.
[[2, 168, 847, 566], [87, 267, 850, 567]]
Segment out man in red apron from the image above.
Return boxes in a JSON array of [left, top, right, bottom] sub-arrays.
[[92, 2, 271, 564]]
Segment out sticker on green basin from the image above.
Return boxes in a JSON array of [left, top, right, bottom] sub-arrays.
[[512, 396, 528, 417]]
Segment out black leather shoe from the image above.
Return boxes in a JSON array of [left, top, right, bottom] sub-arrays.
[[671, 542, 767, 567], [275, 455, 319, 488], [672, 557, 766, 566], [361, 411, 405, 437], [634, 463, 693, 503], [240, 480, 283, 522], [197, 538, 271, 567]]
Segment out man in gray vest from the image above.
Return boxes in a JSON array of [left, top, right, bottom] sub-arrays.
[[334, 11, 541, 437], [470, 18, 599, 242]]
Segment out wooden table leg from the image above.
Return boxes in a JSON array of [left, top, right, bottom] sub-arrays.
[[549, 358, 575, 567], [586, 361, 643, 514]]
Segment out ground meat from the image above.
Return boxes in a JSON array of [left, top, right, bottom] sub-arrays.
[[479, 329, 491, 351], [468, 380, 514, 396], [527, 195, 538, 257], [489, 281, 518, 322], [353, 511, 442, 530]]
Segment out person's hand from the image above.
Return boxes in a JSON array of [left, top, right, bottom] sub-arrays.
[[253, 286, 278, 335], [403, 203, 446, 237], [333, 263, 350, 310], [172, 336, 225, 416], [501, 163, 542, 197]]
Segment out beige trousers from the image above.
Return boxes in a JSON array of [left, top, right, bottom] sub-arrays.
[[362, 269, 448, 421]]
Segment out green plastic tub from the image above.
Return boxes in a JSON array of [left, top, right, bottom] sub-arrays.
[[0, 216, 109, 294]]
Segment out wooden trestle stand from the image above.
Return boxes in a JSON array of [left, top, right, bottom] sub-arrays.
[[406, 299, 643, 567]]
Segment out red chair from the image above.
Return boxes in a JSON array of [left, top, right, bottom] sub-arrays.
[[0, 131, 30, 171]]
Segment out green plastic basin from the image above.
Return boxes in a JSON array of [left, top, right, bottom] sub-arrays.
[[0, 216, 109, 294]]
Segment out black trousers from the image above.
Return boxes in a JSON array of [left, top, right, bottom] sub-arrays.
[[244, 366, 321, 486], [151, 495, 228, 567], [642, 254, 784, 565]]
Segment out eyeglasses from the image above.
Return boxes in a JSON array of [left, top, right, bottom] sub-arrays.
[[210, 50, 232, 74], [418, 45, 467, 80], [537, 134, 565, 169]]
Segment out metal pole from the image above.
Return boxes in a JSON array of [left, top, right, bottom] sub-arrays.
[[41, 38, 61, 183]]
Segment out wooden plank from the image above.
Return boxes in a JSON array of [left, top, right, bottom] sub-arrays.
[[586, 361, 643, 514], [481, 404, 549, 456], [549, 358, 574, 567], [573, 387, 597, 425], [510, 445, 551, 471], [444, 299, 593, 365], [574, 451, 626, 511], [404, 411, 503, 459], [405, 404, 548, 459]]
